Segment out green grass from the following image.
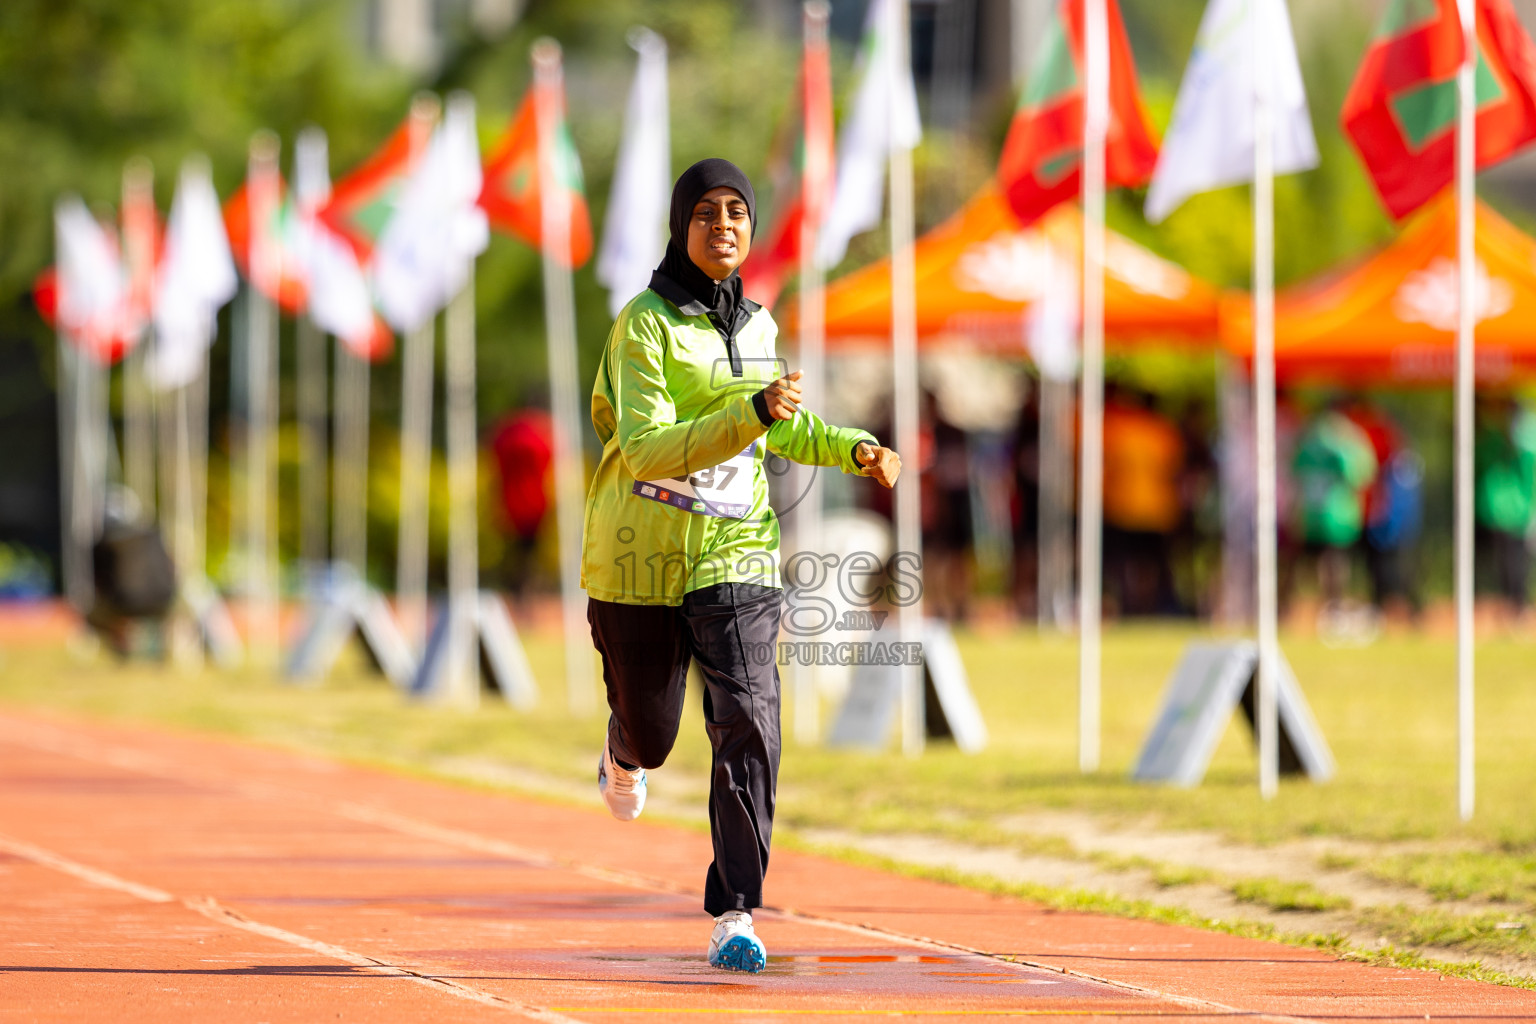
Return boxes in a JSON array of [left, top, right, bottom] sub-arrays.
[[1150, 862, 1213, 888], [5, 622, 1536, 979], [1357, 906, 1536, 961], [1366, 851, 1536, 908], [1231, 876, 1352, 912]]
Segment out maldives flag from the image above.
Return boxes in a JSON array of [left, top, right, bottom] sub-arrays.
[[1343, 0, 1536, 220], [740, 12, 836, 309], [996, 0, 1158, 226], [318, 118, 420, 262], [478, 84, 594, 269]]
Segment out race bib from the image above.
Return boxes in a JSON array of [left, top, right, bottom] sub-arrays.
[[633, 442, 756, 519]]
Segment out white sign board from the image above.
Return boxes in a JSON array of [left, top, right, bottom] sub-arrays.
[[828, 619, 987, 753], [1133, 641, 1334, 786]]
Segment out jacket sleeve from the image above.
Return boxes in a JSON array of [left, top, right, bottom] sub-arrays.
[[764, 408, 876, 476], [611, 310, 770, 482]]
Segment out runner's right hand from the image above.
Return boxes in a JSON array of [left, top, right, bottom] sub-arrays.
[[759, 370, 803, 422]]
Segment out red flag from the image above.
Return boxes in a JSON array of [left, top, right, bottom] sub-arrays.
[[1343, 0, 1536, 220], [741, 12, 836, 310], [996, 0, 1158, 226], [30, 267, 133, 366], [478, 84, 594, 269], [224, 181, 309, 314]]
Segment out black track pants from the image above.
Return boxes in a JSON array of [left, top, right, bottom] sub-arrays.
[[587, 582, 782, 917]]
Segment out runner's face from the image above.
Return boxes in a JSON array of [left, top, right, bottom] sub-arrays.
[[686, 186, 751, 281]]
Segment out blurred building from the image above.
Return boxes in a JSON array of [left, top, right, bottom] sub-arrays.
[[364, 0, 522, 71], [755, 0, 1037, 134]]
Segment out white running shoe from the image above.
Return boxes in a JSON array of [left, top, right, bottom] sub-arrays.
[[597, 740, 646, 821], [707, 910, 767, 973]]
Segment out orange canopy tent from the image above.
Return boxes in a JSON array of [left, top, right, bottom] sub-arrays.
[[1223, 194, 1536, 384], [778, 184, 1220, 351]]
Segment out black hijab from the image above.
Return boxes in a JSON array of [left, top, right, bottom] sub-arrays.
[[653, 158, 757, 334]]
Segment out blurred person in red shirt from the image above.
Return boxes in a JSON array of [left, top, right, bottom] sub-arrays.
[[488, 407, 554, 598]]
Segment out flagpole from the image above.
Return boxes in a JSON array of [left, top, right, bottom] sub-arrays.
[[794, 0, 831, 745], [56, 332, 89, 613], [533, 39, 595, 715], [1455, 0, 1477, 822], [442, 91, 483, 709], [396, 96, 441, 657], [122, 158, 157, 525], [885, 0, 924, 758], [190, 352, 213, 642], [1253, 0, 1280, 801], [245, 131, 282, 670], [1078, 0, 1109, 774], [334, 339, 370, 585], [65, 339, 98, 612], [396, 315, 435, 654], [296, 317, 327, 571], [72, 341, 103, 609], [296, 128, 332, 578]]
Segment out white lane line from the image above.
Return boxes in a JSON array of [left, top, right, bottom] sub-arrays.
[[335, 808, 1303, 1020], [0, 830, 586, 1024], [182, 896, 585, 1024], [0, 832, 174, 903], [0, 716, 1312, 1023]]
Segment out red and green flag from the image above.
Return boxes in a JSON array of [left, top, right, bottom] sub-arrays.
[[1343, 0, 1536, 221], [996, 0, 1158, 227], [740, 14, 836, 309], [478, 82, 594, 269], [318, 118, 420, 263]]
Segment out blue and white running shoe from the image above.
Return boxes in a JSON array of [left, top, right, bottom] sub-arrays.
[[597, 740, 646, 821], [707, 910, 766, 973]]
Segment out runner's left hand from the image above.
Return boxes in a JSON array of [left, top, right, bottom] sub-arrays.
[[856, 443, 901, 488]]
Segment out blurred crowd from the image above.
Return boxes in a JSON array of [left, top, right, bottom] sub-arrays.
[[481, 379, 1536, 632]]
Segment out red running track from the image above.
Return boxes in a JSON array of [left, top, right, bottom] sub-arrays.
[[1, 708, 1533, 1022]]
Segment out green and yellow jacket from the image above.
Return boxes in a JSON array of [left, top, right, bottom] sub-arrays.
[[581, 272, 876, 606]]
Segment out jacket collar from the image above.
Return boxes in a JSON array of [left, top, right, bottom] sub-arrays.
[[648, 269, 762, 320], [647, 269, 763, 378]]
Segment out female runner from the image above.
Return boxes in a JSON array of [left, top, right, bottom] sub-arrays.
[[581, 158, 901, 972]]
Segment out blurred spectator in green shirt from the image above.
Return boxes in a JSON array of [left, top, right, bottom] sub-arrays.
[[1292, 404, 1378, 616], [1475, 395, 1536, 614]]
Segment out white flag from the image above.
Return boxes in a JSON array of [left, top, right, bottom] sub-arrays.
[[151, 159, 237, 389], [309, 226, 378, 352], [597, 28, 670, 319], [373, 92, 490, 333], [54, 196, 128, 359], [292, 128, 378, 353], [1144, 0, 1318, 224], [816, 0, 921, 270]]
